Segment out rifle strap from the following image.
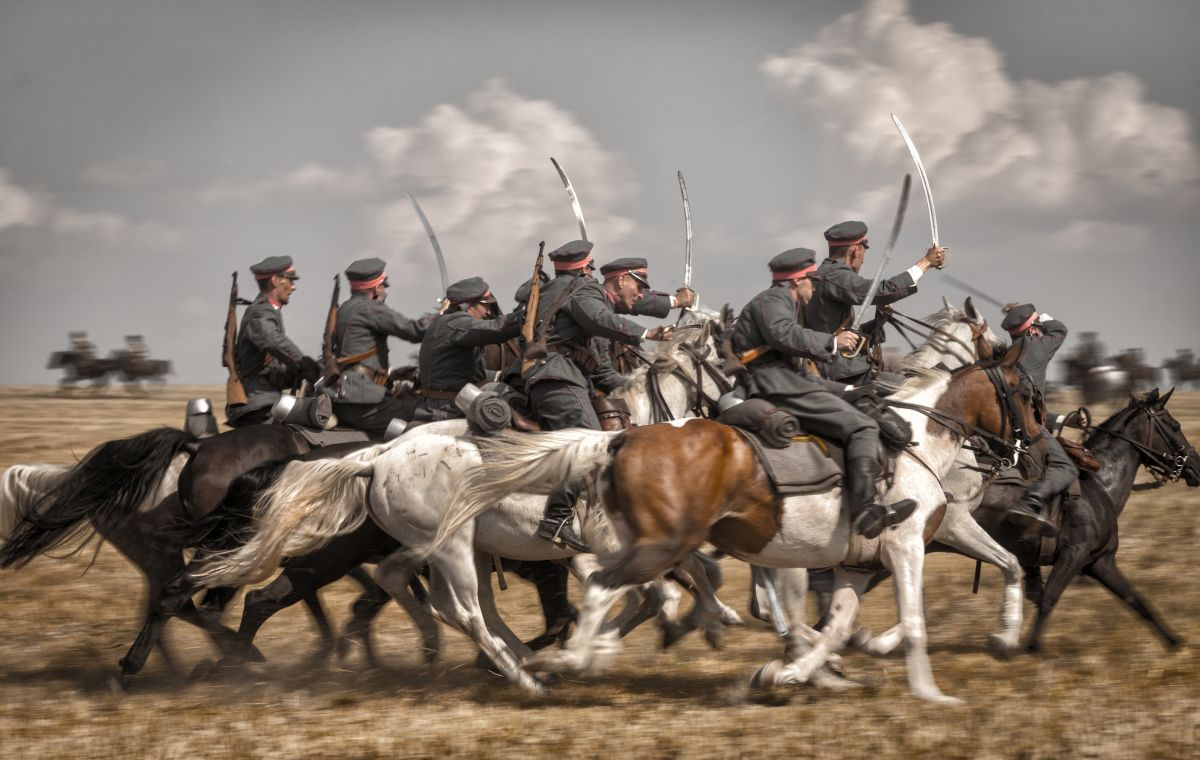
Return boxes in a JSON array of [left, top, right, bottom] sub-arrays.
[[529, 278, 584, 354], [336, 346, 380, 366]]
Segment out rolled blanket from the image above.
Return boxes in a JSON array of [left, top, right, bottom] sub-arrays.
[[466, 392, 512, 436], [717, 398, 800, 448], [276, 395, 333, 430], [759, 408, 800, 448]]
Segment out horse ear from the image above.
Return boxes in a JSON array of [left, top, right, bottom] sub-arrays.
[[1144, 387, 1160, 404], [1160, 387, 1174, 406], [964, 296, 982, 323], [942, 296, 953, 310], [999, 340, 1023, 367]]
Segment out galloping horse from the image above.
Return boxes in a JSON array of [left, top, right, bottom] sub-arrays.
[[438, 343, 1040, 702]]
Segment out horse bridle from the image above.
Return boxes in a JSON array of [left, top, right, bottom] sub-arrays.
[[886, 309, 995, 361], [629, 332, 728, 422], [1090, 404, 1193, 484]]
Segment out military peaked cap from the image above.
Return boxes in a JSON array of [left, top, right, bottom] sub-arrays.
[[769, 248, 821, 281], [251, 255, 299, 280], [823, 220, 869, 247], [1001, 303, 1040, 335], [549, 239, 595, 270], [600, 257, 651, 288], [345, 257, 387, 282], [446, 276, 493, 304]]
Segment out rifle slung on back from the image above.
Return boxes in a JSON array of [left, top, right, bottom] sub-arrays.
[[223, 271, 248, 406]]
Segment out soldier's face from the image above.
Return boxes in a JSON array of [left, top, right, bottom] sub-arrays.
[[272, 275, 297, 304], [612, 274, 641, 310], [848, 244, 866, 273]]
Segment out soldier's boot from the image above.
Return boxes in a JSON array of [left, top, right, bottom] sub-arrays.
[[1005, 480, 1058, 539], [537, 485, 590, 553], [845, 457, 918, 540]]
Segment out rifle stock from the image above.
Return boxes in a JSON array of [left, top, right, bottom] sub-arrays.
[[520, 242, 546, 375], [223, 271, 248, 406], [322, 274, 341, 381]]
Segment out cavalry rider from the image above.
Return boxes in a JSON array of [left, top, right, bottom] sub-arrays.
[[596, 257, 697, 377], [527, 240, 673, 551], [226, 256, 320, 428], [999, 303, 1080, 537], [729, 247, 917, 538], [411, 276, 523, 422], [804, 221, 945, 386], [326, 257, 429, 436]]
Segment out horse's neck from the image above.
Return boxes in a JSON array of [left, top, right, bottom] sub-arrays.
[[617, 350, 702, 425], [902, 323, 974, 372], [1085, 427, 1145, 514]]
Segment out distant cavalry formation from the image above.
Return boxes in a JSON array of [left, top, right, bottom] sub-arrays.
[[8, 127, 1198, 705], [46, 332, 172, 389]]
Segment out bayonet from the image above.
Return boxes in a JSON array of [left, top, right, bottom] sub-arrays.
[[678, 170, 693, 291], [890, 114, 942, 263], [405, 191, 449, 294], [851, 174, 911, 331], [550, 157, 588, 241]]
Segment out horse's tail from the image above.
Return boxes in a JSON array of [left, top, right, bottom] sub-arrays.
[[0, 428, 196, 569], [429, 429, 622, 556], [189, 456, 372, 589], [0, 464, 73, 542], [181, 458, 293, 553]]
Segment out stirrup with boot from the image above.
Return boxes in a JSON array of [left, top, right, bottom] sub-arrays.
[[1005, 487, 1058, 539], [537, 489, 590, 553], [845, 456, 918, 540]]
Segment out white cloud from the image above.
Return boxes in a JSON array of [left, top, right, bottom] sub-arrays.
[[0, 165, 183, 248], [0, 168, 44, 230], [760, 0, 1200, 244], [199, 162, 376, 205], [82, 157, 167, 188]]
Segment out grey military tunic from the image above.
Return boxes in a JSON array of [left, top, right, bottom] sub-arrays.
[[229, 292, 306, 421], [525, 274, 646, 430], [1012, 316, 1075, 494], [412, 309, 522, 421], [591, 289, 673, 388], [803, 258, 918, 383], [731, 284, 879, 461], [329, 292, 427, 405]]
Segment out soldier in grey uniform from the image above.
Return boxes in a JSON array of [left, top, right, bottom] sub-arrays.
[[730, 248, 917, 538], [411, 276, 523, 422], [327, 257, 429, 436], [226, 256, 320, 427], [999, 303, 1074, 537], [595, 257, 697, 378], [527, 240, 673, 551], [804, 220, 945, 386]]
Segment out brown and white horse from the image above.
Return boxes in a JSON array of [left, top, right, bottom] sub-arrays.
[[441, 343, 1039, 702]]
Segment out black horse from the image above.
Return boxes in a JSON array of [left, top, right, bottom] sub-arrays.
[[957, 388, 1199, 651]]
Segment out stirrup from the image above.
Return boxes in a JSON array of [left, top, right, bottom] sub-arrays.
[[537, 517, 590, 553]]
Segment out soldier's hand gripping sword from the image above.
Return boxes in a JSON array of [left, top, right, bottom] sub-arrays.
[[891, 113, 945, 270], [405, 191, 450, 309], [839, 174, 912, 358], [550, 157, 588, 241], [677, 170, 694, 321]]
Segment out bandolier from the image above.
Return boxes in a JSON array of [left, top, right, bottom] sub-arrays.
[[729, 247, 917, 538], [327, 257, 428, 436], [412, 276, 523, 422], [227, 255, 317, 427]]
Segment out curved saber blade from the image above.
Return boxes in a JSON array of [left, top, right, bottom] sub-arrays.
[[851, 174, 911, 330], [404, 191, 449, 293], [550, 157, 588, 242], [890, 114, 938, 247], [677, 170, 693, 290], [941, 273, 1006, 310]]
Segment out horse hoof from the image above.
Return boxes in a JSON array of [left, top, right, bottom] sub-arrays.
[[848, 628, 875, 650], [660, 621, 688, 650], [703, 625, 726, 651], [916, 690, 964, 706], [987, 634, 1016, 660], [243, 643, 266, 663], [749, 658, 786, 690], [335, 637, 353, 660], [190, 660, 215, 681], [108, 674, 133, 695]]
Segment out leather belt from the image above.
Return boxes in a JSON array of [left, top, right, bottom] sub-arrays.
[[349, 364, 388, 386], [420, 388, 458, 400]]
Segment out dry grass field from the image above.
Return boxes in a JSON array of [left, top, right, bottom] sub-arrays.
[[0, 384, 1197, 759]]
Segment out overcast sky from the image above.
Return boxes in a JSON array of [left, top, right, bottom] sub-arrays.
[[2, 0, 1198, 384]]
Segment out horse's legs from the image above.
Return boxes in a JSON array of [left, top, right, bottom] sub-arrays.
[[337, 575, 407, 665], [474, 552, 534, 663], [1024, 564, 1044, 605], [660, 551, 727, 649], [1026, 545, 1089, 653], [512, 560, 576, 651], [1084, 552, 1183, 649]]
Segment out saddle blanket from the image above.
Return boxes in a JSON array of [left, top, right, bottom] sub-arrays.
[[288, 425, 371, 447], [732, 427, 843, 495]]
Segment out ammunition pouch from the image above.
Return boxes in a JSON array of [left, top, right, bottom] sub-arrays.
[[593, 396, 631, 431], [348, 363, 389, 386], [549, 343, 600, 374]]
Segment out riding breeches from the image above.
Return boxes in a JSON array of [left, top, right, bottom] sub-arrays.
[[529, 380, 601, 431], [1038, 434, 1079, 495], [763, 389, 879, 462]]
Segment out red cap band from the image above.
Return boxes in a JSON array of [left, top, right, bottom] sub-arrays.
[[603, 266, 647, 281], [1008, 312, 1038, 336], [449, 288, 492, 305], [554, 255, 594, 272], [349, 273, 387, 291], [828, 235, 866, 248], [255, 265, 295, 281], [772, 264, 818, 281]]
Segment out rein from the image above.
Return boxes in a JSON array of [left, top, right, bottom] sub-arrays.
[[627, 338, 727, 422], [1087, 406, 1192, 485], [887, 309, 992, 359]]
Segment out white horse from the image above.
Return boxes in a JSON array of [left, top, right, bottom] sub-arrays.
[[190, 312, 738, 692]]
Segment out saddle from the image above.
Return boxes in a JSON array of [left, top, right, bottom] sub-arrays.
[[718, 400, 844, 495]]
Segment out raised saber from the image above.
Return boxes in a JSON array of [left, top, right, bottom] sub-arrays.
[[851, 174, 911, 331], [550, 157, 588, 241], [678, 170, 693, 291], [890, 114, 941, 258], [941, 272, 1006, 310], [404, 191, 449, 294]]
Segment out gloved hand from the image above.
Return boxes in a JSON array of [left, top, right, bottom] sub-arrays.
[[298, 356, 322, 385]]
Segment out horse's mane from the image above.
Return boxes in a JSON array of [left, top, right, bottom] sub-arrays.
[[898, 305, 966, 372], [887, 366, 950, 403]]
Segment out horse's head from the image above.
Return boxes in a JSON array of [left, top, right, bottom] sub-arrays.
[[939, 341, 1041, 449], [622, 307, 727, 422], [1102, 388, 1200, 487], [901, 297, 1003, 372]]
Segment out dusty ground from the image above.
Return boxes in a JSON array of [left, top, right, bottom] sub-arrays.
[[0, 384, 1197, 759]]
